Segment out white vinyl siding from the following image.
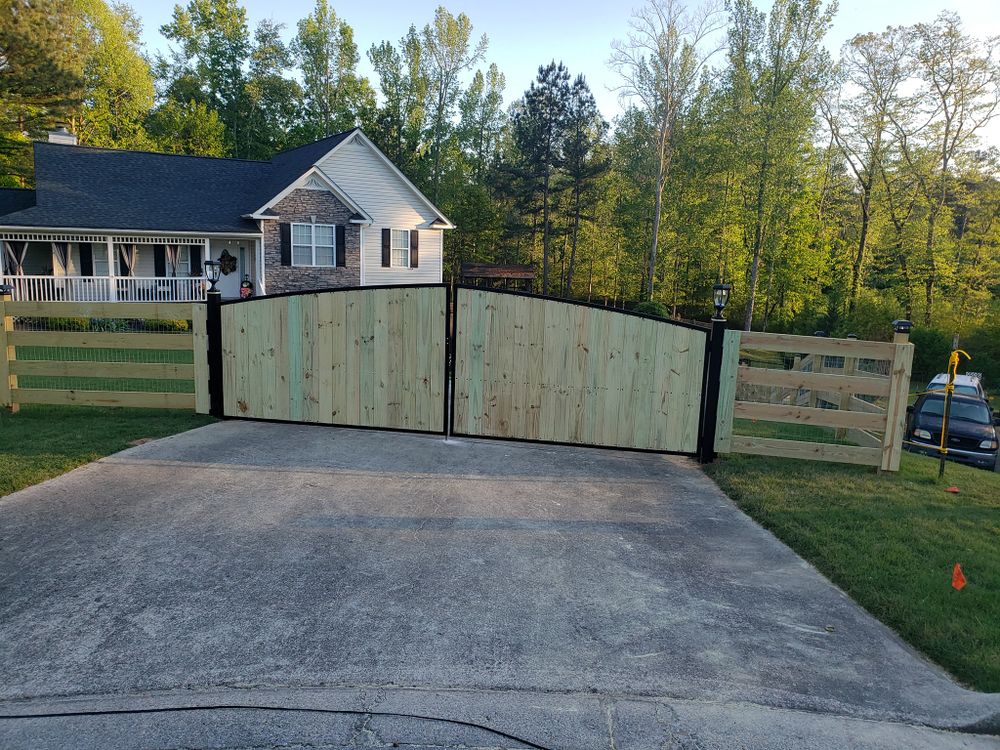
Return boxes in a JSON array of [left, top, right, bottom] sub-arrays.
[[291, 222, 337, 267], [317, 136, 443, 285]]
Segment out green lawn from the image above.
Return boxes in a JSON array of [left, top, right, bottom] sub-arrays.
[[0, 404, 214, 497], [704, 449, 1000, 692]]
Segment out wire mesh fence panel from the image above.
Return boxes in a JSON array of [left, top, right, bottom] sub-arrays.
[[3, 305, 199, 409]]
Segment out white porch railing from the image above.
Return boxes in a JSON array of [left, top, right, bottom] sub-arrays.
[[2, 275, 207, 302]]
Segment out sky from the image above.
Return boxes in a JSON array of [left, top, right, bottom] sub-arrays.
[[131, 0, 1000, 147]]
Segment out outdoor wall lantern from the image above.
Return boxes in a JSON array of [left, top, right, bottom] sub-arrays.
[[204, 260, 222, 292], [712, 283, 732, 320]]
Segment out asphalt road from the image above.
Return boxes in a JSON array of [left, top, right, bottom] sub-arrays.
[[1, 421, 998, 749]]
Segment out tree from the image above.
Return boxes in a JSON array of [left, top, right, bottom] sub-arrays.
[[421, 6, 487, 202], [159, 0, 251, 156], [610, 0, 724, 300], [890, 12, 1000, 324], [292, 0, 373, 138], [145, 99, 226, 155], [75, 0, 155, 150], [512, 62, 572, 294], [0, 0, 85, 185], [243, 19, 301, 158], [726, 0, 836, 330], [561, 75, 608, 297], [823, 27, 908, 312]]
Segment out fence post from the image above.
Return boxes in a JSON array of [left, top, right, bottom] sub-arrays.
[[0, 284, 15, 412], [699, 317, 728, 463], [880, 320, 914, 472], [206, 289, 224, 418]]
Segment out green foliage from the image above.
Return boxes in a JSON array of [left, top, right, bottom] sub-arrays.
[[145, 99, 225, 156], [632, 300, 668, 318], [910, 327, 953, 384]]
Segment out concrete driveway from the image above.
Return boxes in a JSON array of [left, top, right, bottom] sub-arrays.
[[1, 421, 998, 749]]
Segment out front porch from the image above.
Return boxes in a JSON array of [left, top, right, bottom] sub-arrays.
[[1, 232, 263, 302]]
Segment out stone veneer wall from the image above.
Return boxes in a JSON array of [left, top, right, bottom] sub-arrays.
[[262, 188, 361, 293]]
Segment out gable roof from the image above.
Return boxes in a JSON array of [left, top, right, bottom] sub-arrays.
[[0, 130, 358, 235]]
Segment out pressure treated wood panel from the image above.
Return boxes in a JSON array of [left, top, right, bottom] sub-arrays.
[[13, 388, 195, 409], [5, 301, 194, 320], [9, 330, 194, 350], [736, 365, 891, 397], [714, 329, 742, 452], [221, 287, 445, 431], [192, 304, 209, 414], [881, 341, 915, 472], [733, 400, 887, 431], [453, 289, 706, 452], [740, 331, 895, 360], [9, 360, 194, 379], [729, 436, 881, 466], [1, 296, 12, 408]]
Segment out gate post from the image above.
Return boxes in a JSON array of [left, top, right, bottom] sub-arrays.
[[206, 289, 224, 418], [699, 317, 728, 463]]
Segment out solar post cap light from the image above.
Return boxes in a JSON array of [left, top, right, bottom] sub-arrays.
[[204, 260, 222, 292], [712, 283, 732, 320], [0, 284, 12, 296]]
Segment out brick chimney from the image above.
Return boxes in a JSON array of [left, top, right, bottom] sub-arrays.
[[48, 126, 78, 146]]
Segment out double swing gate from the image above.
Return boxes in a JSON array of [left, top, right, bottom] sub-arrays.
[[215, 284, 709, 454]]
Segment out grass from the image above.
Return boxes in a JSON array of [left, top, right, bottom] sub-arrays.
[[0, 404, 214, 497], [704, 448, 1000, 692], [732, 417, 856, 445]]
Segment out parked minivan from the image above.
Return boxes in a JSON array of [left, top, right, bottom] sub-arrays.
[[925, 373, 989, 404], [906, 393, 1000, 471]]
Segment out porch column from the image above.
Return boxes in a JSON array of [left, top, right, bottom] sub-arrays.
[[255, 238, 266, 296], [105, 236, 117, 302]]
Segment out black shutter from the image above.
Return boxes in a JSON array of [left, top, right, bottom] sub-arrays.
[[190, 244, 203, 273], [79, 242, 93, 276], [410, 230, 419, 268], [381, 228, 391, 267], [279, 223, 292, 266], [335, 225, 346, 267], [153, 245, 167, 277]]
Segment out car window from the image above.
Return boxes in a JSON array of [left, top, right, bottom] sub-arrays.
[[919, 397, 990, 424], [953, 385, 980, 397]]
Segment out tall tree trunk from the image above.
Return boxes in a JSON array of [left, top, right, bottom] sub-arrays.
[[849, 185, 872, 313], [897, 249, 913, 321], [648, 173, 664, 302], [542, 167, 551, 295], [566, 186, 581, 298], [744, 128, 772, 331], [923, 211, 937, 325]]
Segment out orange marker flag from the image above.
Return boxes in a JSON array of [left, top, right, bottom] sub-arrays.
[[952, 563, 967, 591]]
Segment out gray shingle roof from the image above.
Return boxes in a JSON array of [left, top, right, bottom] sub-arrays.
[[0, 130, 356, 234], [0, 188, 35, 216]]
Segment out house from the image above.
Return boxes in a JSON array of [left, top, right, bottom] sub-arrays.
[[0, 128, 453, 301]]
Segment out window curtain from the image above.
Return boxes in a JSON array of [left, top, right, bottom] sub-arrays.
[[3, 240, 28, 275], [118, 243, 138, 277], [51, 241, 70, 274], [164, 244, 180, 277]]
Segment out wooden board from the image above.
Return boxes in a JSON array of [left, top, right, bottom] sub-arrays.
[[453, 289, 706, 452], [880, 341, 915, 472], [5, 300, 194, 320], [192, 303, 209, 414], [728, 436, 881, 466], [714, 329, 742, 452], [736, 365, 891, 397], [9, 330, 194, 350], [1, 296, 11, 409], [740, 331, 896, 360], [9, 360, 194, 379], [220, 287, 446, 432], [733, 400, 887, 431], [13, 388, 195, 409]]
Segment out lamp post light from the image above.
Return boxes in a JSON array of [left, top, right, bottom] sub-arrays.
[[712, 283, 732, 320], [204, 260, 222, 293]]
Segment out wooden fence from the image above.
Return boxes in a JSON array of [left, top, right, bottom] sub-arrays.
[[452, 288, 708, 452], [220, 286, 447, 432], [0, 296, 206, 411], [713, 329, 914, 471]]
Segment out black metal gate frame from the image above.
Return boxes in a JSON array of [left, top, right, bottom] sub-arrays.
[[205, 283, 727, 459]]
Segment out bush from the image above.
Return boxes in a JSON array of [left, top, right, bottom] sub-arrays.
[[17, 316, 91, 331], [633, 300, 668, 318], [910, 327, 953, 384], [154, 319, 190, 333]]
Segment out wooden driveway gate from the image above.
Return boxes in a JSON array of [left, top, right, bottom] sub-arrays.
[[219, 285, 448, 433], [451, 287, 708, 453]]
